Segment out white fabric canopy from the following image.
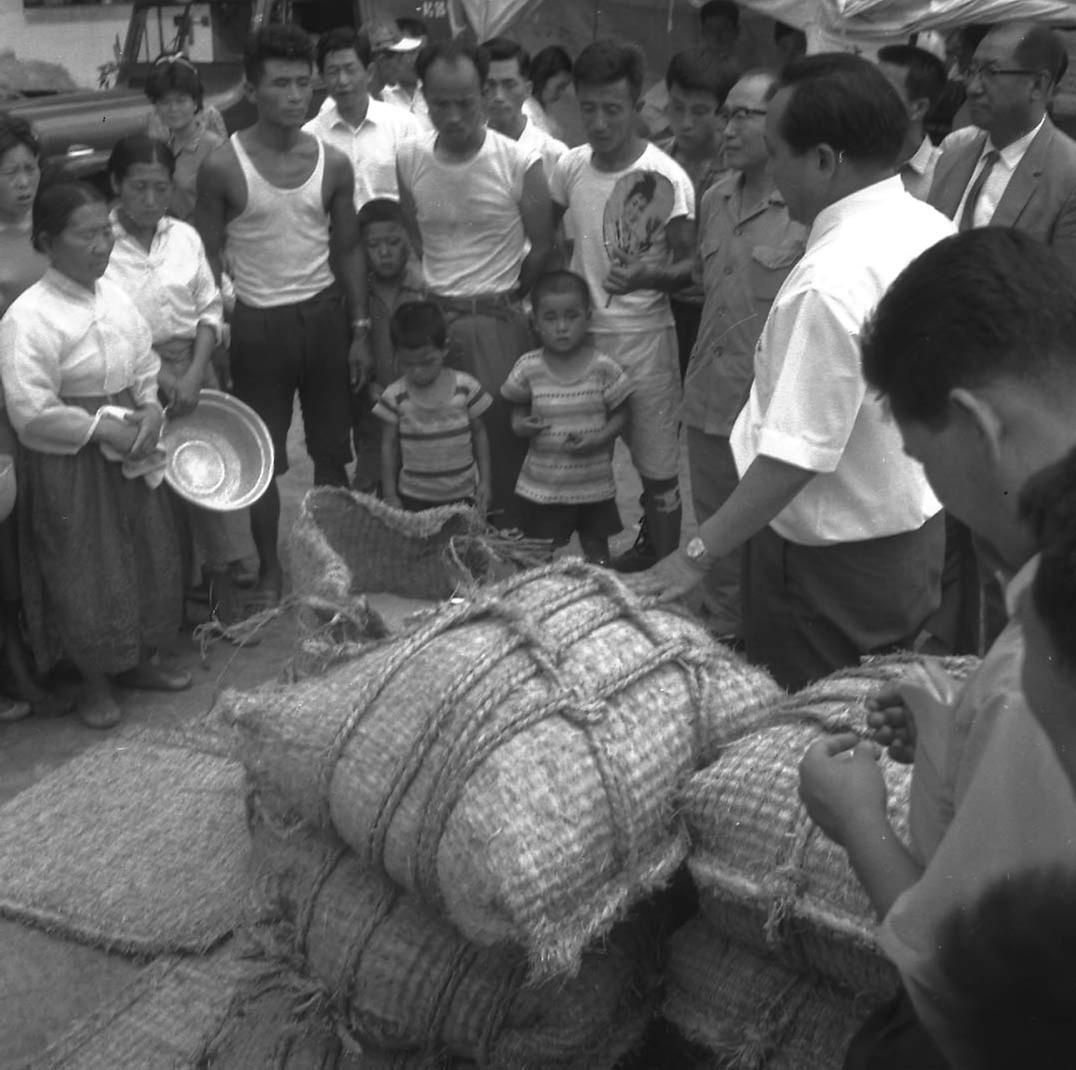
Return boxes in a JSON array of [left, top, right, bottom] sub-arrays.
[[458, 0, 542, 40]]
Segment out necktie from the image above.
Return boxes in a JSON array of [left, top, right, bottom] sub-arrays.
[[958, 149, 1000, 231]]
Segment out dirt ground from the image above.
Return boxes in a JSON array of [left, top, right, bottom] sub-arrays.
[[0, 407, 698, 1066]]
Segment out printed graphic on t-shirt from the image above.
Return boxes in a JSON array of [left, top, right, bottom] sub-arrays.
[[602, 170, 675, 265]]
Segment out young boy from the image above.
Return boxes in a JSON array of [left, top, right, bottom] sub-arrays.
[[352, 198, 426, 494], [501, 270, 631, 564], [373, 300, 492, 512]]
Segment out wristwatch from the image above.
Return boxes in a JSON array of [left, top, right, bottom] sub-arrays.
[[684, 536, 712, 568]]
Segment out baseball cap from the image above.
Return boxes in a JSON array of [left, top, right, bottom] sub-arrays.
[[366, 21, 423, 54]]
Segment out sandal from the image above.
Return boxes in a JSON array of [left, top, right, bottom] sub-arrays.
[[0, 696, 31, 723], [79, 691, 122, 729]]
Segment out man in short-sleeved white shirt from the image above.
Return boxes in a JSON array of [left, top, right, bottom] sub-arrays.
[[550, 41, 696, 564], [633, 53, 952, 691], [304, 27, 420, 210]]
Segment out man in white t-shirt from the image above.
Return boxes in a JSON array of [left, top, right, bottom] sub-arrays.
[[303, 26, 420, 210], [396, 37, 554, 527], [632, 54, 951, 691], [550, 40, 696, 563], [480, 36, 568, 180]]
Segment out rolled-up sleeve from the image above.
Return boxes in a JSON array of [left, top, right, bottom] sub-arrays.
[[0, 315, 95, 454], [754, 288, 866, 474]]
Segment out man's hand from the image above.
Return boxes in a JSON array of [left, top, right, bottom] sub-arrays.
[[798, 733, 888, 848], [348, 334, 374, 393], [604, 257, 650, 296], [866, 685, 917, 764], [169, 371, 202, 418], [513, 414, 549, 438], [563, 429, 607, 455], [626, 549, 707, 603], [475, 482, 491, 515], [124, 405, 164, 461]]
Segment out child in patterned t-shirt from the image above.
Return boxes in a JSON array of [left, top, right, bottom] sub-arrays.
[[374, 300, 492, 512], [502, 270, 631, 564]]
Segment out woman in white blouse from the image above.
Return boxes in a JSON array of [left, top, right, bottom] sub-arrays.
[[0, 182, 189, 728], [103, 134, 242, 626]]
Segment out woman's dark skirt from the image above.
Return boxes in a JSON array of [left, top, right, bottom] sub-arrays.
[[17, 444, 182, 675]]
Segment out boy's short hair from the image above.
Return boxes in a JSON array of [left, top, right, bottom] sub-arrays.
[[531, 270, 591, 312], [244, 24, 314, 85], [316, 26, 371, 72], [481, 36, 530, 80], [665, 46, 738, 101], [357, 197, 405, 230], [391, 300, 447, 349], [1020, 446, 1076, 677], [145, 55, 205, 108], [573, 40, 647, 102], [876, 44, 948, 110], [861, 229, 1076, 429], [700, 1, 740, 29]]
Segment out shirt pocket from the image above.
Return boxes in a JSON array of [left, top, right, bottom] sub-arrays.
[[749, 239, 804, 302]]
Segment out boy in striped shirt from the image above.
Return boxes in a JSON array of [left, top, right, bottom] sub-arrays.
[[374, 301, 492, 511]]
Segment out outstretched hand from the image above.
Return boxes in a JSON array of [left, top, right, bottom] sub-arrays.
[[625, 549, 706, 603], [798, 732, 888, 848], [866, 684, 917, 764]]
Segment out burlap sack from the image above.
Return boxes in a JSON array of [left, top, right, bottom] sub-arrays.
[[248, 796, 657, 1069], [664, 917, 875, 1069], [222, 560, 780, 975], [682, 658, 977, 997]]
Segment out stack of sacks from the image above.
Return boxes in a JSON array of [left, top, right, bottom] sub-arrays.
[[667, 657, 978, 1063], [222, 559, 781, 1065]]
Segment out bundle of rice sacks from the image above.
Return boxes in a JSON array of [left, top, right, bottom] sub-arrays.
[[664, 916, 874, 1069], [222, 559, 780, 974], [248, 799, 657, 1068], [682, 661, 932, 998]]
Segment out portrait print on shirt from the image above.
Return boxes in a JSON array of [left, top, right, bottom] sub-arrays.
[[602, 170, 675, 265]]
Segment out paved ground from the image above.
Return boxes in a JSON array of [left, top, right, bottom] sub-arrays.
[[0, 406, 698, 1065]]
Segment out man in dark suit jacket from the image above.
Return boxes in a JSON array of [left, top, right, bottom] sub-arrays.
[[927, 22, 1076, 657], [928, 21, 1076, 270]]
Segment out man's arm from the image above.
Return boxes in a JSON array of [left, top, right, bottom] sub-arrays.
[[325, 148, 372, 391], [194, 144, 233, 285], [395, 160, 424, 260], [518, 160, 555, 295], [1048, 184, 1076, 275], [605, 214, 697, 295]]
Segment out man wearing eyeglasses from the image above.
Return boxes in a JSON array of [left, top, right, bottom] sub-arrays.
[[928, 22, 1076, 268]]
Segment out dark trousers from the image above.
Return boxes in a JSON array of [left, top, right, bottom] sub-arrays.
[[671, 298, 703, 382], [743, 515, 945, 691]]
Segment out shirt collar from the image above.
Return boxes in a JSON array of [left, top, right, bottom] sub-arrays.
[[43, 266, 97, 303], [905, 135, 936, 176], [109, 206, 169, 245], [987, 114, 1046, 167], [808, 175, 906, 247], [325, 97, 378, 132]]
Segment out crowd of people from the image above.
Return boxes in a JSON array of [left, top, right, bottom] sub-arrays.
[[1, 3, 1076, 1064]]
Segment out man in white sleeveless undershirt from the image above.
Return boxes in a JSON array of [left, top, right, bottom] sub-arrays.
[[396, 37, 554, 529], [196, 24, 371, 606]]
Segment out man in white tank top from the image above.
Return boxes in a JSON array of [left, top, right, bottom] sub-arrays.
[[396, 37, 554, 528], [196, 24, 371, 606]]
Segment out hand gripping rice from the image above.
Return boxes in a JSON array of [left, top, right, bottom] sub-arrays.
[[664, 916, 875, 1070], [681, 657, 976, 998], [222, 559, 780, 975], [248, 799, 657, 1068]]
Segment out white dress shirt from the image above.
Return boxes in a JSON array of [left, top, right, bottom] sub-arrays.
[[901, 135, 941, 201], [304, 97, 421, 209], [380, 83, 433, 131], [730, 176, 953, 545], [515, 116, 567, 179], [0, 269, 160, 454], [953, 114, 1046, 227], [105, 211, 223, 345]]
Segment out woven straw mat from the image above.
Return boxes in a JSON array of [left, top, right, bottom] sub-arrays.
[[248, 796, 656, 1069], [0, 727, 249, 954], [681, 657, 978, 998], [221, 558, 780, 976], [664, 916, 877, 1070], [291, 487, 495, 602]]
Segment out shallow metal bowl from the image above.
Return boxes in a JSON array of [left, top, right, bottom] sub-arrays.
[[160, 390, 274, 512]]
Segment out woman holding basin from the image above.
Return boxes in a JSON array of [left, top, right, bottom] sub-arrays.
[[0, 180, 189, 728], [103, 133, 245, 629]]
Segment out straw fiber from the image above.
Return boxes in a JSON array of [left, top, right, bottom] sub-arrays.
[[682, 661, 946, 998], [29, 942, 257, 1069], [248, 800, 657, 1069], [664, 917, 874, 1070], [290, 488, 536, 604], [0, 728, 249, 954], [222, 559, 780, 974]]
